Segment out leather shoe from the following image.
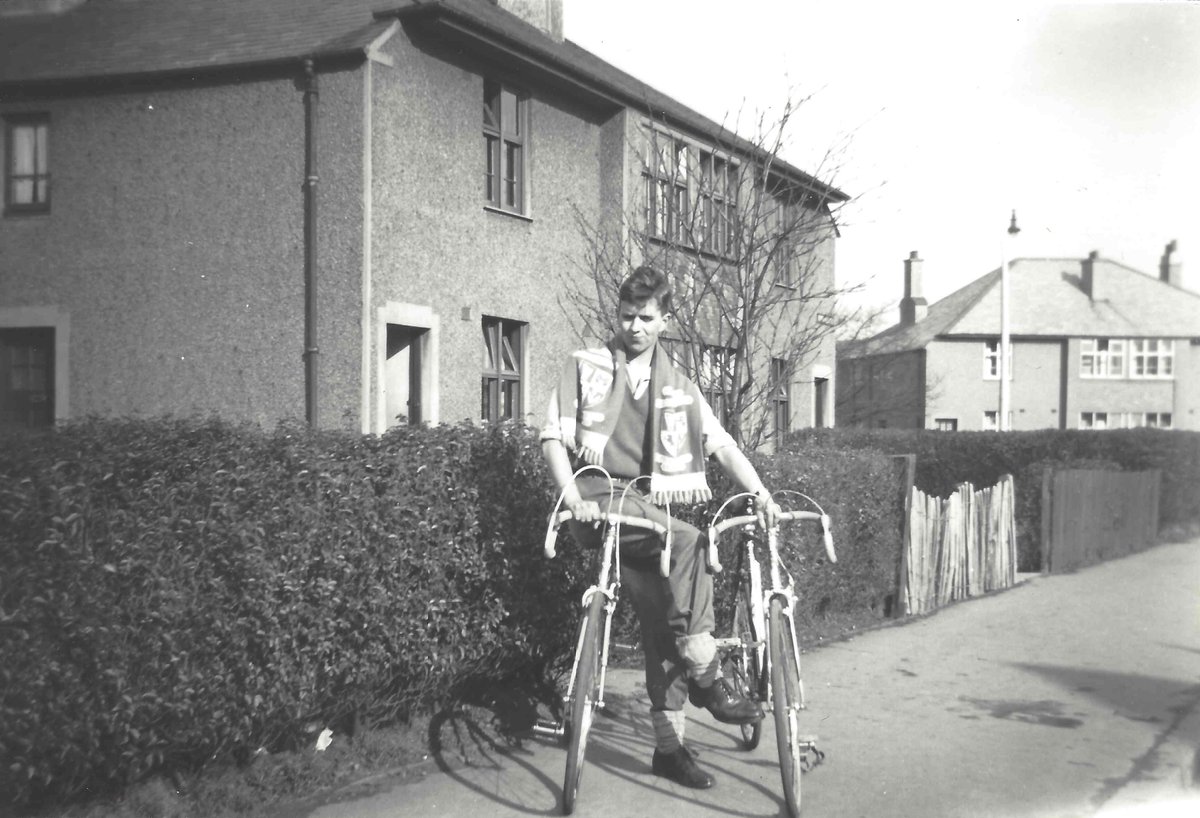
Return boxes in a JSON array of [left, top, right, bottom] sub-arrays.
[[689, 678, 764, 725], [651, 746, 714, 789]]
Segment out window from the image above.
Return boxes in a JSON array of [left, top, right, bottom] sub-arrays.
[[483, 80, 526, 214], [1130, 339, 1174, 379], [699, 151, 736, 256], [1080, 339, 1126, 378], [770, 358, 790, 438], [4, 114, 50, 214], [983, 340, 1013, 379], [769, 198, 797, 287], [645, 134, 689, 242], [0, 327, 55, 427], [699, 344, 734, 426], [1079, 411, 1108, 430], [1146, 412, 1172, 429], [481, 317, 524, 422], [935, 418, 958, 432], [1118, 411, 1173, 429], [982, 411, 998, 431]]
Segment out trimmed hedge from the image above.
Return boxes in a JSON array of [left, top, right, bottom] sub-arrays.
[[787, 427, 1200, 571], [0, 417, 900, 808], [0, 418, 584, 807]]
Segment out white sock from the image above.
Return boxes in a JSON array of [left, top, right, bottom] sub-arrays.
[[651, 709, 686, 753], [676, 633, 720, 687]]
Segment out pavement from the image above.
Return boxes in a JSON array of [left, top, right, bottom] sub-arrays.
[[291, 535, 1200, 818]]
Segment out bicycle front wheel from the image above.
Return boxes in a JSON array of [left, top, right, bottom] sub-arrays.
[[562, 591, 605, 815], [769, 596, 803, 816]]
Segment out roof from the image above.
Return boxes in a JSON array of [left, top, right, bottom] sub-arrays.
[[0, 0, 396, 84], [0, 0, 847, 204], [841, 255, 1200, 359]]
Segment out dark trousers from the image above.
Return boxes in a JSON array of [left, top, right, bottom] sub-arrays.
[[568, 476, 715, 710]]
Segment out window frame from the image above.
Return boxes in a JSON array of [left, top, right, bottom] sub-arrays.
[[982, 339, 1013, 380], [769, 357, 791, 439], [1079, 411, 1109, 430], [4, 113, 50, 215], [1129, 339, 1174, 379], [699, 343, 735, 427], [1079, 338, 1126, 379], [483, 79, 528, 216], [481, 316, 525, 422]]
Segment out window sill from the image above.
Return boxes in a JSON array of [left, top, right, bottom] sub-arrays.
[[3, 207, 50, 218], [484, 205, 533, 223]]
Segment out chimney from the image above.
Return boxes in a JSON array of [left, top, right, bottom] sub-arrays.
[[492, 0, 563, 41], [1159, 240, 1182, 287], [899, 251, 928, 325], [1080, 250, 1099, 299]]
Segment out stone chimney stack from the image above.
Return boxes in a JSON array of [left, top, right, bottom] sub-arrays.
[[1159, 240, 1182, 287], [1080, 250, 1099, 299], [899, 251, 928, 325], [492, 0, 563, 41]]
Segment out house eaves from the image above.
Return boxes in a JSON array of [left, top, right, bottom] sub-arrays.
[[387, 0, 848, 205], [0, 0, 397, 96]]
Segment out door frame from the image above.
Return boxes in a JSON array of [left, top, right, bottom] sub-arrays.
[[0, 305, 69, 425]]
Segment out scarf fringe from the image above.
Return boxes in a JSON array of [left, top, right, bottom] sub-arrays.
[[651, 487, 713, 507]]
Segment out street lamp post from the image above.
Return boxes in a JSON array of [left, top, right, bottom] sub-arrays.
[[999, 210, 1020, 431]]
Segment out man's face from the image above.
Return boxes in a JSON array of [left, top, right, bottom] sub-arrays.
[[617, 297, 668, 357]]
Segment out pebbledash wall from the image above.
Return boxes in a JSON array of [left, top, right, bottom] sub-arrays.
[[366, 31, 624, 432], [0, 68, 366, 427], [1, 0, 840, 437]]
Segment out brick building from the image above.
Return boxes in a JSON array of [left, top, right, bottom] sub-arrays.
[[0, 0, 844, 438], [837, 244, 1200, 431]]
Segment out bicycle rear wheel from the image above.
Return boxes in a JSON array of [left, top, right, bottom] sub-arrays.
[[562, 591, 605, 815], [731, 574, 764, 749], [769, 596, 803, 816]]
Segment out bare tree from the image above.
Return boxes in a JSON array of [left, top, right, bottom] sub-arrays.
[[562, 95, 861, 449]]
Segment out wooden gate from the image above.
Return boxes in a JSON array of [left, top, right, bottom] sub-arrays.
[[1040, 469, 1160, 573]]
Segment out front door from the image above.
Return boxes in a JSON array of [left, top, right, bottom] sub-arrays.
[[384, 324, 426, 427], [0, 327, 54, 428]]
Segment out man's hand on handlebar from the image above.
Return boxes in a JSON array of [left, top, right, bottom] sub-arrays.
[[566, 496, 603, 524], [755, 491, 783, 531]]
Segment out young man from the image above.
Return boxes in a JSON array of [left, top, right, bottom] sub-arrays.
[[541, 264, 783, 789]]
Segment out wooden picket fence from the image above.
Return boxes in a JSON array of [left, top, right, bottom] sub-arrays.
[[902, 474, 1018, 615]]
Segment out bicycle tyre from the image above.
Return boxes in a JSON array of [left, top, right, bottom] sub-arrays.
[[769, 596, 803, 817], [731, 577, 763, 750], [562, 591, 605, 815]]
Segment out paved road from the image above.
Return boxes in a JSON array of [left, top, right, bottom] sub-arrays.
[[299, 537, 1200, 818]]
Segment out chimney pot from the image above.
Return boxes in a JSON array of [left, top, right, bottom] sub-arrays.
[[899, 251, 928, 325], [1160, 240, 1182, 287]]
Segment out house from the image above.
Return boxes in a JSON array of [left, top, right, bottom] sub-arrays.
[[836, 243, 1200, 431], [0, 0, 845, 439]]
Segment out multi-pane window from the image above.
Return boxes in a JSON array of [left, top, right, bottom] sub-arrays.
[[1130, 339, 1174, 378], [483, 80, 526, 214], [1079, 411, 1109, 430], [769, 198, 797, 286], [4, 114, 50, 214], [645, 134, 689, 242], [983, 340, 1013, 379], [1145, 412, 1172, 428], [699, 344, 734, 426], [481, 317, 524, 422], [769, 358, 790, 439], [935, 418, 958, 432], [1080, 339, 1126, 378], [1109, 411, 1173, 429], [699, 151, 735, 256]]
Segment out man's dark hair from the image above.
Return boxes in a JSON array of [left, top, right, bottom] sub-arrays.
[[618, 265, 674, 314]]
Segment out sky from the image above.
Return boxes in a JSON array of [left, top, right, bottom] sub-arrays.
[[563, 0, 1200, 318]]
